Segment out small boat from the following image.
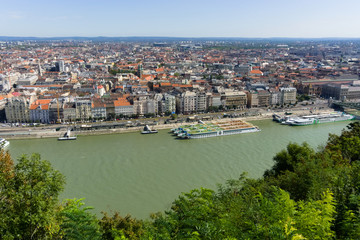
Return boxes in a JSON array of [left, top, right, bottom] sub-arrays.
[[58, 129, 77, 140], [272, 114, 283, 122], [141, 125, 158, 134], [0, 138, 9, 149]]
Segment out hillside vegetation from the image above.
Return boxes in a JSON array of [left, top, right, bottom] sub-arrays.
[[2, 122, 360, 239]]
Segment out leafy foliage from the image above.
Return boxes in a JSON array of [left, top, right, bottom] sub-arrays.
[[326, 121, 360, 163], [0, 153, 65, 239], [59, 198, 101, 240], [99, 212, 144, 240], [2, 122, 360, 239]]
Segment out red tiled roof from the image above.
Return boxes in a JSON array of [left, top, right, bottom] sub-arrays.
[[114, 98, 131, 107], [160, 82, 171, 87], [30, 104, 38, 110]]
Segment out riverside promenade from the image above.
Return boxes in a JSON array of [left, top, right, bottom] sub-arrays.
[[0, 107, 335, 140]]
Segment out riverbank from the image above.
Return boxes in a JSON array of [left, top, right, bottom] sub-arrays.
[[0, 108, 335, 140]]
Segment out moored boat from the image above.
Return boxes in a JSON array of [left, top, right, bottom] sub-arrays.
[[272, 114, 284, 122], [276, 112, 354, 126], [141, 125, 158, 134], [0, 138, 9, 149], [171, 120, 260, 139], [58, 129, 77, 140]]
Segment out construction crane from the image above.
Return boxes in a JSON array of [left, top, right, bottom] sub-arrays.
[[57, 97, 61, 123]]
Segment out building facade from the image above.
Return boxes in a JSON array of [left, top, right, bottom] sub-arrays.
[[280, 87, 297, 105], [5, 97, 31, 123]]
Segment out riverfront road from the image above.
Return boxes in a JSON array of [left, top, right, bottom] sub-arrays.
[[0, 106, 333, 140]]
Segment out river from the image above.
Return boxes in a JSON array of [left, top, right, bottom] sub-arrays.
[[7, 119, 352, 219]]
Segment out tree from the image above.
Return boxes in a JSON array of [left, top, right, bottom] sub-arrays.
[[264, 142, 315, 178], [294, 190, 336, 240], [206, 106, 219, 113], [326, 121, 360, 163], [144, 113, 155, 118], [171, 113, 178, 120], [0, 150, 15, 238], [217, 176, 335, 240], [99, 212, 144, 240], [59, 198, 101, 240], [107, 113, 115, 121], [151, 188, 226, 239], [0, 153, 65, 239]]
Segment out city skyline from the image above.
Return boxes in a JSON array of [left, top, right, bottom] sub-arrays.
[[1, 0, 360, 38]]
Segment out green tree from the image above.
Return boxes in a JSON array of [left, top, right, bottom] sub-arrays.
[[217, 176, 335, 240], [0, 153, 65, 239], [59, 198, 101, 240], [171, 113, 178, 120], [326, 121, 360, 163], [151, 188, 226, 239], [294, 190, 335, 239], [99, 212, 144, 240], [0, 150, 15, 238], [264, 142, 315, 178]]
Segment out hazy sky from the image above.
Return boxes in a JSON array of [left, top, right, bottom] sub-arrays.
[[1, 0, 360, 38]]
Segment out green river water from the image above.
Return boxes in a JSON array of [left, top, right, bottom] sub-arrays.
[[8, 120, 352, 219]]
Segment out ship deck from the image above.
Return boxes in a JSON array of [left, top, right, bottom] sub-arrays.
[[179, 120, 256, 135]]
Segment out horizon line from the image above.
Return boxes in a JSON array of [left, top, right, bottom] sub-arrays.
[[1, 35, 360, 40]]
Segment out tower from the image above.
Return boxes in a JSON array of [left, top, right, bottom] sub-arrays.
[[137, 63, 143, 78], [59, 60, 65, 72], [38, 60, 43, 76]]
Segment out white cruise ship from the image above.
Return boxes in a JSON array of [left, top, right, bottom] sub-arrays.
[[290, 112, 354, 126]]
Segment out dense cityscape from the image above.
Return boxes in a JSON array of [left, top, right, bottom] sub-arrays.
[[3, 0, 360, 238], [1, 39, 360, 126]]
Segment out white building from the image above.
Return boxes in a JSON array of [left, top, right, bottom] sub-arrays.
[[17, 74, 38, 86], [133, 96, 157, 115], [163, 94, 176, 114], [5, 97, 31, 123], [113, 97, 134, 116], [280, 87, 297, 105]]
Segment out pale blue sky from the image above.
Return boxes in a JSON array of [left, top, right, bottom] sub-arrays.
[[1, 0, 359, 38]]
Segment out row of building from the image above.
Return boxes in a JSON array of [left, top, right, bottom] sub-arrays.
[[4, 87, 296, 123]]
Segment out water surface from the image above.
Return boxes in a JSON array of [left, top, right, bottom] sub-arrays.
[[8, 120, 351, 218]]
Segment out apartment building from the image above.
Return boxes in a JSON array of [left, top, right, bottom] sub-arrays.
[[63, 103, 76, 121], [280, 87, 297, 105], [247, 91, 259, 108], [177, 91, 203, 114], [163, 93, 176, 114], [133, 96, 157, 115], [114, 98, 134, 116], [29, 99, 52, 123], [5, 97, 31, 123], [221, 91, 247, 110], [91, 99, 107, 119], [75, 98, 92, 120], [258, 90, 270, 107]]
